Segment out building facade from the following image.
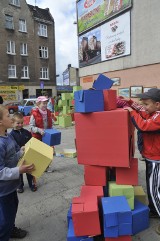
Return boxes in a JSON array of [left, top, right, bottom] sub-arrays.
[[0, 0, 56, 101], [76, 0, 160, 98]]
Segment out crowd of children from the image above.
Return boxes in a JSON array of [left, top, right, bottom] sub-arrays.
[[0, 87, 160, 239]]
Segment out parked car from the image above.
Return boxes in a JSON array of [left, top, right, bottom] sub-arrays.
[[5, 102, 21, 114], [18, 98, 37, 116]]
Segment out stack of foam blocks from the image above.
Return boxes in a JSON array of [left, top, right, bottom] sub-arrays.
[[67, 76, 149, 241]]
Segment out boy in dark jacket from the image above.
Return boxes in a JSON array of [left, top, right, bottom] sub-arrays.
[[124, 88, 160, 234], [10, 112, 37, 193]]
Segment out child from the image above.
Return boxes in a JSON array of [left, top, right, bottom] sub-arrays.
[[124, 88, 160, 234], [30, 96, 54, 172], [0, 105, 35, 240], [10, 112, 37, 193]]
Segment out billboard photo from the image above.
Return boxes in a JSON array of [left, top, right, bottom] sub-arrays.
[[79, 27, 101, 67], [77, 0, 132, 34], [101, 11, 130, 61]]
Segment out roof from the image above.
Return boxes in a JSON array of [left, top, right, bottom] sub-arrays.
[[28, 4, 54, 22]]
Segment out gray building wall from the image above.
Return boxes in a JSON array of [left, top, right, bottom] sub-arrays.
[[0, 0, 56, 98], [79, 0, 160, 77]]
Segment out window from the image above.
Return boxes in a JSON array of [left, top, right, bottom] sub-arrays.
[[20, 43, 28, 55], [9, 0, 20, 6], [21, 66, 29, 78], [19, 19, 27, 32], [7, 41, 15, 54], [38, 24, 47, 37], [40, 67, 49, 79], [8, 65, 16, 78], [39, 46, 48, 58], [5, 15, 14, 29]]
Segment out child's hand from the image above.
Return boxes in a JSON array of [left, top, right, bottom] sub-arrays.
[[21, 146, 25, 152], [40, 129, 45, 135], [19, 160, 35, 174], [124, 107, 133, 112]]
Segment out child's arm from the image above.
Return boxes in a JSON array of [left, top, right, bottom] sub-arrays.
[[0, 143, 20, 181], [127, 109, 160, 131]]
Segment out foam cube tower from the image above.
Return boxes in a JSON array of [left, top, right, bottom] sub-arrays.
[[132, 199, 149, 235], [116, 158, 138, 185], [75, 109, 133, 167], [74, 90, 104, 113], [102, 196, 132, 237], [109, 182, 134, 210], [67, 219, 94, 241], [92, 74, 114, 90], [84, 165, 107, 186]]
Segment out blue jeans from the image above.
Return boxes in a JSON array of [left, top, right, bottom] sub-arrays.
[[0, 191, 18, 241]]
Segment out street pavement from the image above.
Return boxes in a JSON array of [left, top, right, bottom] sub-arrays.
[[11, 125, 160, 241]]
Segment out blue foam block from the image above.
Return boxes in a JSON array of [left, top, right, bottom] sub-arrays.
[[74, 90, 104, 113], [92, 74, 114, 90], [132, 199, 149, 235], [67, 220, 94, 241], [102, 196, 132, 237], [42, 128, 61, 146], [67, 204, 72, 227]]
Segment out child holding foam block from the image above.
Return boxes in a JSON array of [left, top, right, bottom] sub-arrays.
[[30, 96, 55, 173]]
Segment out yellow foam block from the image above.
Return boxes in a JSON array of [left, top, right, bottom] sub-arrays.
[[63, 148, 77, 158], [18, 137, 53, 178], [134, 185, 148, 205]]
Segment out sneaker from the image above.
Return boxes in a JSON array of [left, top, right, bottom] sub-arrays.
[[30, 185, 37, 192], [45, 165, 54, 173], [17, 188, 24, 193], [46, 168, 54, 173], [155, 225, 160, 235], [10, 227, 27, 239], [149, 211, 159, 218]]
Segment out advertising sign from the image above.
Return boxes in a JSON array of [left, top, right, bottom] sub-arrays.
[[101, 11, 130, 61], [78, 11, 130, 66], [77, 0, 132, 34], [79, 26, 101, 67], [63, 69, 69, 86], [0, 90, 17, 101]]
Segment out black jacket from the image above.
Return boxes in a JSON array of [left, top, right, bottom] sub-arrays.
[[10, 128, 32, 147]]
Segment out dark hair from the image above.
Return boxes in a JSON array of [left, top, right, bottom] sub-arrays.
[[0, 96, 4, 104]]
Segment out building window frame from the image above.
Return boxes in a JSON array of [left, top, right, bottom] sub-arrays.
[[20, 43, 28, 55], [40, 67, 49, 79], [39, 46, 48, 58], [8, 65, 17, 78], [9, 0, 20, 7], [38, 24, 48, 37], [7, 40, 16, 55], [5, 15, 14, 30], [19, 19, 27, 32], [21, 66, 29, 79]]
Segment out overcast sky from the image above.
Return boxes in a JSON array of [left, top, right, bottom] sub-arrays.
[[26, 0, 78, 85]]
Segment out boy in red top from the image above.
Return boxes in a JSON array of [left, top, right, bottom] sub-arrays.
[[124, 88, 160, 234]]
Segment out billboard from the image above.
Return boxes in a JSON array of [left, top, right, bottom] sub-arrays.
[[77, 0, 132, 34], [79, 26, 101, 67], [78, 11, 130, 67], [63, 69, 69, 86], [101, 11, 130, 61]]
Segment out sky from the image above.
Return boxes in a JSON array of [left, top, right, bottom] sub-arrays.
[[26, 0, 79, 85]]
